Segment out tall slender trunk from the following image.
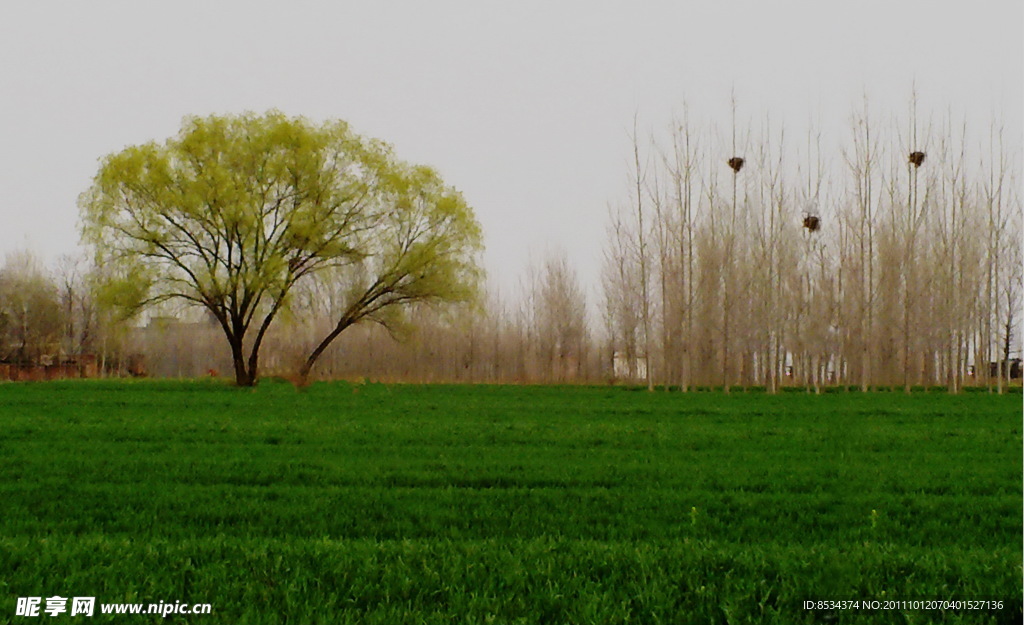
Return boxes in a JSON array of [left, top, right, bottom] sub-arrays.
[[632, 117, 653, 392], [724, 101, 739, 394], [903, 162, 915, 393]]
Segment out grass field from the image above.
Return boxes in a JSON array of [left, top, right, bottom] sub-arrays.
[[0, 381, 1019, 624]]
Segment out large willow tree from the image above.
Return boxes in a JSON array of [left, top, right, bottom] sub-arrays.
[[80, 111, 483, 386]]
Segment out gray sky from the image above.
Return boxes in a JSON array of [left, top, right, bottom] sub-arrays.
[[1, 1, 1020, 298]]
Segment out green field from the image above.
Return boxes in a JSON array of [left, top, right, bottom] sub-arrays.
[[0, 381, 1019, 624]]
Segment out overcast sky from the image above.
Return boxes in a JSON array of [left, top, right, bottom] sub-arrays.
[[1, 1, 1020, 299]]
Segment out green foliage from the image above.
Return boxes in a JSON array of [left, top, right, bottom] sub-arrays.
[[79, 111, 483, 384], [0, 384, 1019, 623], [0, 251, 63, 363]]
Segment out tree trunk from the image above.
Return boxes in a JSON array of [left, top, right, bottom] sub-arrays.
[[230, 337, 254, 387], [298, 318, 355, 385]]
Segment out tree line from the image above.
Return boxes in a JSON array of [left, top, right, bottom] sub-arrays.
[[1, 101, 1020, 391], [603, 97, 1021, 393], [0, 247, 599, 384], [0, 251, 127, 374]]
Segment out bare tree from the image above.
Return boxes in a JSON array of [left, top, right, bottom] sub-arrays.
[[54, 254, 99, 360], [665, 108, 700, 390], [532, 250, 589, 382], [602, 206, 643, 382], [841, 96, 882, 390], [631, 115, 654, 391]]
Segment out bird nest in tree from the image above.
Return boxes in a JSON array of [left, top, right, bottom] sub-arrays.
[[802, 214, 821, 232], [727, 157, 744, 173], [908, 151, 925, 168]]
